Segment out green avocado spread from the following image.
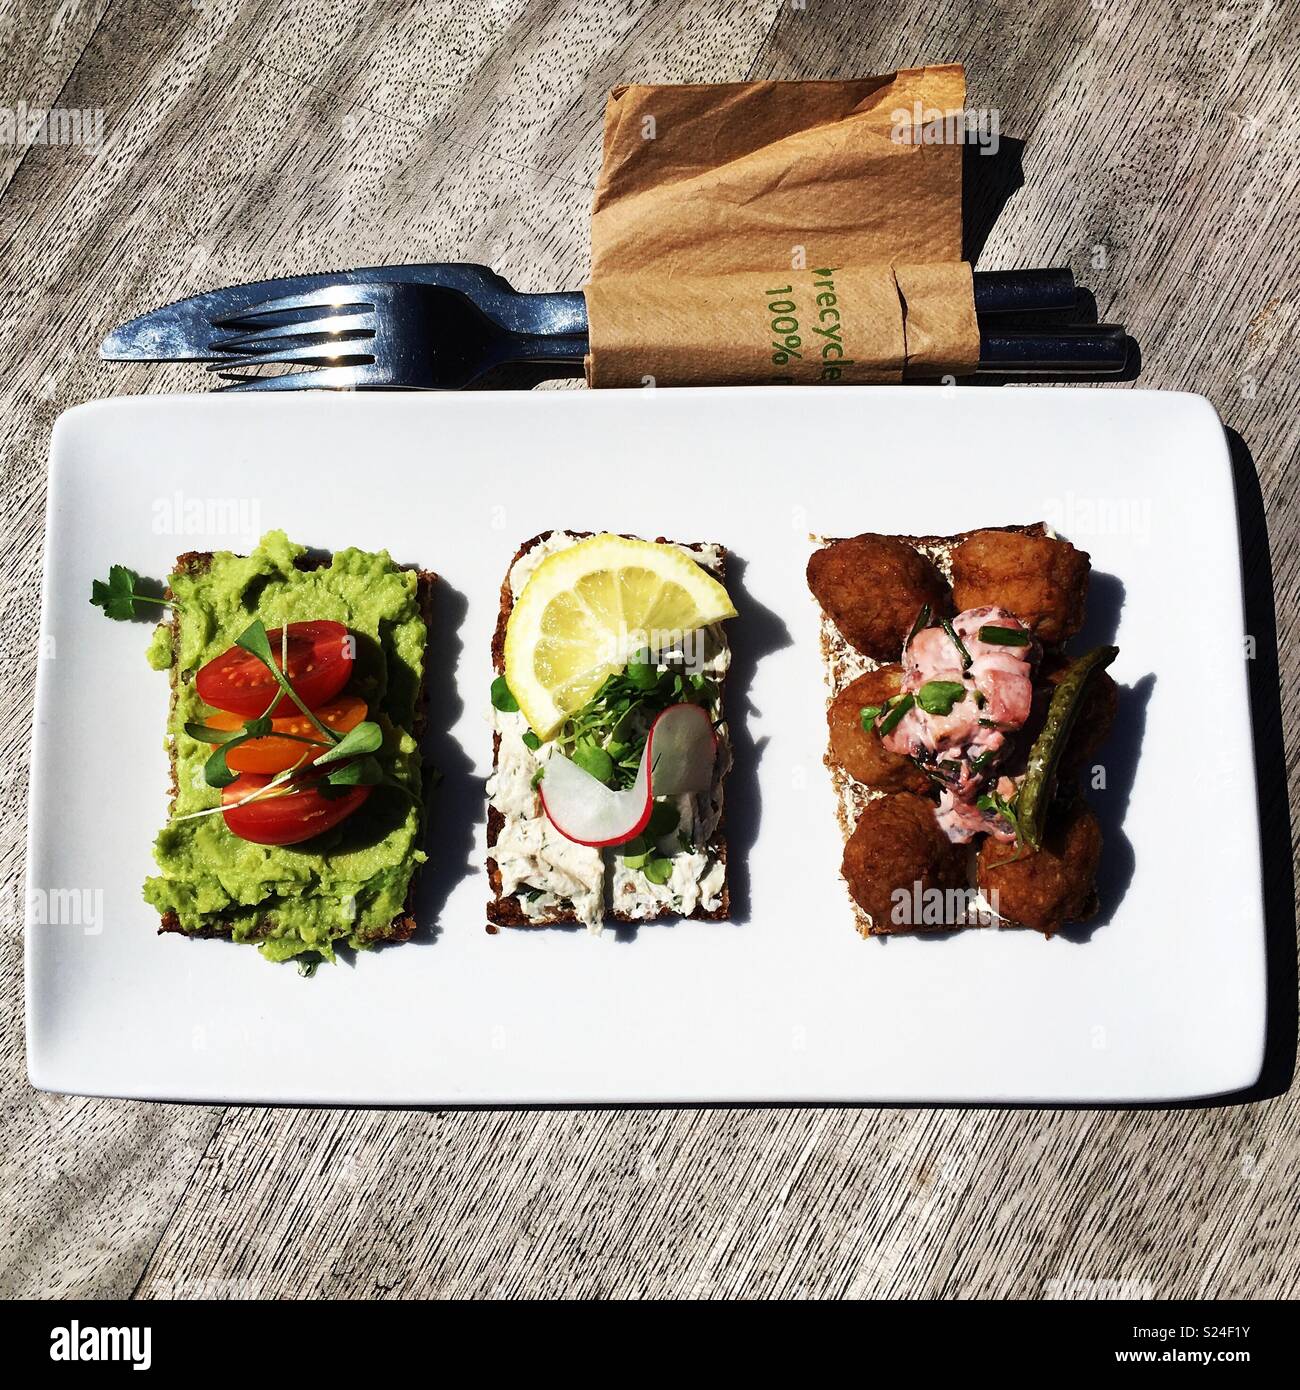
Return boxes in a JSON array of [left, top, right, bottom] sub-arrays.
[[142, 530, 427, 963]]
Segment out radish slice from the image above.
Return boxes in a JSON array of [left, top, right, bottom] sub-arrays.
[[538, 704, 717, 848]]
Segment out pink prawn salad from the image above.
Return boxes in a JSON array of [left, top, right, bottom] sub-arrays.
[[878, 605, 1039, 842]]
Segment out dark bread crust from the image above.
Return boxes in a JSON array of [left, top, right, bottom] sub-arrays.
[[157, 549, 434, 946], [487, 531, 730, 929]]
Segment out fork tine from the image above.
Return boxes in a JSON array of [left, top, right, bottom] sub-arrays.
[[207, 342, 374, 371], [211, 310, 375, 352], [212, 288, 377, 328], [218, 365, 366, 392]]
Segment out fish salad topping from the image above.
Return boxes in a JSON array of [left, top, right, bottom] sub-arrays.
[[489, 531, 735, 930], [878, 604, 1039, 843]]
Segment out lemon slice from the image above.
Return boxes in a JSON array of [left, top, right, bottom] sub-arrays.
[[504, 534, 737, 740]]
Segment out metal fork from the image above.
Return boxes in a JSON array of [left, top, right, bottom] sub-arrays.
[[209, 281, 588, 391]]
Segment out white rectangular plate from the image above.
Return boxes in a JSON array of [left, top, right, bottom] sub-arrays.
[[27, 388, 1267, 1104]]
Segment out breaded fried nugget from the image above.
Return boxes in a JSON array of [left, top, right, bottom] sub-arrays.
[[828, 667, 929, 793], [950, 530, 1089, 644], [842, 792, 968, 933], [977, 797, 1101, 935], [808, 534, 951, 660], [1038, 652, 1118, 773]]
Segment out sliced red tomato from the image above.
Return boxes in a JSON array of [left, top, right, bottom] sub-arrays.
[[203, 695, 369, 773], [196, 620, 353, 717], [221, 772, 371, 847]]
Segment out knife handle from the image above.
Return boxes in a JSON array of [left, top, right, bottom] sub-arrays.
[[491, 270, 1077, 347]]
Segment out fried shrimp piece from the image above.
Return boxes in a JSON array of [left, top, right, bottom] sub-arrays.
[[807, 533, 951, 660], [828, 667, 929, 793], [950, 530, 1090, 644], [977, 797, 1102, 936], [842, 792, 968, 933], [1038, 652, 1119, 774]]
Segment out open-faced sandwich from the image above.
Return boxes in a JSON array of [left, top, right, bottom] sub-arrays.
[[486, 531, 736, 931], [807, 525, 1117, 937], [94, 530, 432, 967]]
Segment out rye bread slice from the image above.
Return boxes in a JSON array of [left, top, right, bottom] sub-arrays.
[[486, 531, 729, 929], [156, 549, 434, 946]]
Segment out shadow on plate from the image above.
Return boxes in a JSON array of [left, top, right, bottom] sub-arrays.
[[407, 577, 478, 948], [612, 551, 792, 941], [1057, 569, 1150, 942]]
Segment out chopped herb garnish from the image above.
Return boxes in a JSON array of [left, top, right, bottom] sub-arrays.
[[490, 675, 519, 712], [641, 856, 673, 885], [90, 565, 177, 621], [877, 692, 914, 736], [625, 650, 660, 690], [554, 658, 718, 792], [323, 755, 384, 787], [645, 800, 681, 839], [859, 704, 883, 730], [571, 739, 615, 785], [915, 680, 967, 716], [905, 602, 932, 646], [939, 616, 972, 669], [312, 719, 383, 767], [977, 789, 1020, 836], [977, 624, 1031, 647], [522, 729, 541, 751]]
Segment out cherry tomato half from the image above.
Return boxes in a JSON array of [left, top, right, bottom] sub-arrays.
[[221, 772, 372, 847], [196, 620, 353, 717], [203, 695, 369, 774]]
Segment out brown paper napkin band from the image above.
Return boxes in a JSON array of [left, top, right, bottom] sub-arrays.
[[584, 261, 978, 387]]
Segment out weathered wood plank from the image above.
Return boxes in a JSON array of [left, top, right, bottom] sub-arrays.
[[1, 0, 1296, 1301]]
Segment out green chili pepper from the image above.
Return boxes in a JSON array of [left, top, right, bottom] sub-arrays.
[[978, 624, 1031, 646], [940, 616, 972, 669], [1016, 645, 1119, 849], [877, 692, 914, 736]]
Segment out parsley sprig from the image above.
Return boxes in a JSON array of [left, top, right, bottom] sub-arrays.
[[90, 566, 176, 620]]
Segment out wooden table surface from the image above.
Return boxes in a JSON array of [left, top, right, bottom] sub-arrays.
[[2, 0, 1297, 1300]]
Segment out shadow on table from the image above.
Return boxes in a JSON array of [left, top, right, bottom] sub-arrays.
[[961, 138, 1142, 383], [1216, 428, 1298, 1106]]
